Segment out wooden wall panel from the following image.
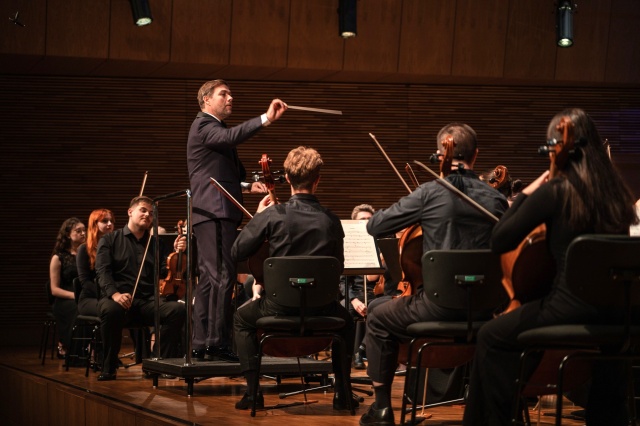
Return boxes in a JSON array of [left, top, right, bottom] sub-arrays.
[[452, 0, 510, 78], [605, 0, 640, 83], [45, 0, 110, 58], [555, 0, 612, 82], [503, 1, 557, 81], [342, 0, 403, 74], [1, 76, 639, 346], [229, 0, 290, 68], [397, 0, 455, 76]]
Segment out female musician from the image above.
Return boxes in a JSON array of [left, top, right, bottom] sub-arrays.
[[360, 123, 508, 426], [463, 109, 639, 425], [49, 217, 86, 359], [76, 209, 115, 316]]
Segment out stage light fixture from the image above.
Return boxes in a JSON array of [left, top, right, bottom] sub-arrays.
[[130, 0, 153, 27], [339, 0, 357, 38], [556, 1, 575, 47]]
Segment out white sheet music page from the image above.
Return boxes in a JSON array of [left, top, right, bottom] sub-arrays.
[[341, 220, 383, 274]]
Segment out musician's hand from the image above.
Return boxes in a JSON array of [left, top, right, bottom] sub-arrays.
[[265, 99, 288, 123], [522, 170, 550, 196], [256, 194, 274, 214], [252, 283, 264, 301], [113, 292, 132, 309], [250, 181, 267, 194], [174, 235, 186, 252], [351, 299, 367, 317]]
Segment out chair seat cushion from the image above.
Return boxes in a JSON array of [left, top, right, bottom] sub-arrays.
[[256, 315, 345, 332], [76, 315, 100, 324], [517, 324, 640, 347], [406, 321, 487, 339]]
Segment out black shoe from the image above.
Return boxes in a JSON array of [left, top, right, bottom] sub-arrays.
[[205, 346, 239, 363], [353, 352, 366, 370], [235, 391, 264, 410], [192, 348, 205, 360], [97, 372, 117, 381], [333, 392, 360, 410], [359, 403, 394, 426]]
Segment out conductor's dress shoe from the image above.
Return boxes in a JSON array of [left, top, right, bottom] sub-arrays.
[[359, 403, 394, 426], [333, 392, 360, 410], [353, 352, 366, 370], [235, 391, 264, 410], [97, 372, 117, 381], [205, 345, 239, 362]]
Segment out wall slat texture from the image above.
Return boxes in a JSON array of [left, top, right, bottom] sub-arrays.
[[1, 76, 639, 345]]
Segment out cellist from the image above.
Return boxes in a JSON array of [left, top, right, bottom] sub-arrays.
[[463, 109, 638, 425], [361, 123, 508, 426]]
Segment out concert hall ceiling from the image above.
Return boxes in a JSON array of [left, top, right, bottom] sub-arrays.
[[1, 0, 639, 86]]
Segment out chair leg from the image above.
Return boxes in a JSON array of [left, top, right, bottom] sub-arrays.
[[400, 339, 416, 426], [50, 322, 57, 360]]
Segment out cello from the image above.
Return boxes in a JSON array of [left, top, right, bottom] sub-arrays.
[[497, 116, 579, 314]]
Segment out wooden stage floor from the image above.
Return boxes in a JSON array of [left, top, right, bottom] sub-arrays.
[[0, 345, 586, 426]]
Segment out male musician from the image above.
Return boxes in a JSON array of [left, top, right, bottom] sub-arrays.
[[359, 123, 508, 425], [95, 196, 186, 381], [187, 80, 287, 362], [231, 146, 357, 411]]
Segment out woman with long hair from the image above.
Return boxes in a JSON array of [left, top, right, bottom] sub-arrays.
[[49, 217, 86, 358], [76, 209, 115, 316], [463, 108, 638, 425]]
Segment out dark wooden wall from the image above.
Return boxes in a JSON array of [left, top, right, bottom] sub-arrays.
[[1, 0, 639, 346], [1, 75, 639, 346]]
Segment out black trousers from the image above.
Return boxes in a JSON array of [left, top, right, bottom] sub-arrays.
[[98, 296, 185, 374], [192, 219, 238, 350], [365, 293, 491, 403], [462, 297, 630, 426], [234, 297, 355, 382]]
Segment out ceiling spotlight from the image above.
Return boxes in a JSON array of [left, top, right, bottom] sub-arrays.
[[338, 0, 357, 38], [130, 0, 153, 27], [556, 1, 575, 47]]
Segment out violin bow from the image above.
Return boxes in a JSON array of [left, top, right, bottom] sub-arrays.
[[130, 170, 152, 304], [369, 133, 413, 194], [209, 178, 254, 219], [413, 160, 499, 223]]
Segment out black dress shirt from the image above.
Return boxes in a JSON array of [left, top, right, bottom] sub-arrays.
[[231, 193, 345, 269], [96, 226, 170, 300]]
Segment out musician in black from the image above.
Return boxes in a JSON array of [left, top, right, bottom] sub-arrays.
[[360, 123, 508, 425], [231, 146, 356, 411]]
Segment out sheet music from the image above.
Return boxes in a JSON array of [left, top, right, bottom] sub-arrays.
[[341, 220, 384, 274]]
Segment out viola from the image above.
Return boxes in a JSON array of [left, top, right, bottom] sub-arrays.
[[498, 117, 578, 314], [159, 220, 187, 300]]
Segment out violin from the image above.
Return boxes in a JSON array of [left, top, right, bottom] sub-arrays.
[[498, 117, 578, 314], [159, 220, 187, 300]]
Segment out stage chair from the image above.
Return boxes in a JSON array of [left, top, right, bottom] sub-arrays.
[[249, 256, 354, 417], [65, 278, 101, 376], [39, 280, 57, 365], [512, 234, 640, 425], [400, 249, 508, 425]]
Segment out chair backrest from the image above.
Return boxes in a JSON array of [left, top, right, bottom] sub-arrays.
[[421, 249, 508, 312], [262, 256, 342, 310], [566, 234, 640, 308]]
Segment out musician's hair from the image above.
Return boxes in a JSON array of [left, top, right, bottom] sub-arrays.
[[86, 208, 115, 270], [197, 79, 230, 109], [129, 196, 154, 209], [547, 108, 637, 233], [351, 204, 375, 220], [52, 217, 83, 256], [436, 123, 478, 163], [284, 146, 323, 190]]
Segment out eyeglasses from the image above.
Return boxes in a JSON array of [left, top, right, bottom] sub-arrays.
[[73, 228, 86, 234]]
